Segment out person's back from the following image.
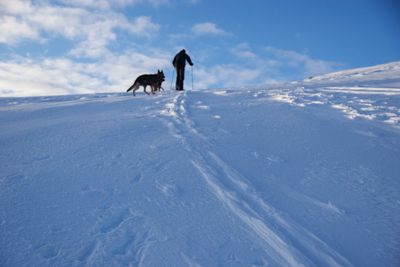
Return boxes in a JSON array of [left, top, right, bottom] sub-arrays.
[[173, 50, 193, 68], [173, 49, 193, 90]]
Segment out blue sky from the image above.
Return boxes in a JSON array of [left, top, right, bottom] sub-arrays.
[[0, 0, 399, 97]]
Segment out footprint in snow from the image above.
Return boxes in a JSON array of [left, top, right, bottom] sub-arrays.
[[38, 245, 59, 259], [98, 208, 132, 234], [0, 173, 27, 186], [131, 173, 143, 184], [78, 241, 98, 263], [22, 155, 51, 165]]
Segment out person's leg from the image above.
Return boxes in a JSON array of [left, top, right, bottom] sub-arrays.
[[175, 67, 182, 90], [176, 67, 185, 90], [180, 67, 185, 90]]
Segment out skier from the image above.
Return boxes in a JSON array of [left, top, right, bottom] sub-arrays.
[[172, 49, 193, 91]]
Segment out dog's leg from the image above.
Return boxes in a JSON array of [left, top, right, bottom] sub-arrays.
[[144, 85, 150, 95], [132, 84, 139, 96]]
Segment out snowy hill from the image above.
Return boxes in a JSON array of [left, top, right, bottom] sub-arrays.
[[302, 61, 400, 88], [1, 63, 400, 266]]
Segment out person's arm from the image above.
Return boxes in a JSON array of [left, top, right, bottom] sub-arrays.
[[172, 55, 177, 67], [186, 54, 193, 66]]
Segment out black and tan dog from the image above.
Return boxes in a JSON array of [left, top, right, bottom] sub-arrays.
[[127, 70, 165, 96]]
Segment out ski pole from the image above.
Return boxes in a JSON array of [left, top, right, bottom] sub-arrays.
[[170, 68, 175, 90], [191, 65, 194, 90]]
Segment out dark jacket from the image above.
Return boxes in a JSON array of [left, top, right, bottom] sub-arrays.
[[173, 49, 193, 69]]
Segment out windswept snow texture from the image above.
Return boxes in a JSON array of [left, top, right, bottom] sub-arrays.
[[302, 61, 400, 88], [1, 65, 400, 266]]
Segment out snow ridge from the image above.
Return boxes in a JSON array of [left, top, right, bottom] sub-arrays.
[[303, 61, 400, 87]]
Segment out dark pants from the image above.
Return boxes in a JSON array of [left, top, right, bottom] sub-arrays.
[[175, 66, 185, 90]]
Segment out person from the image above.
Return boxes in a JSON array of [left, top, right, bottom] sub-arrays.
[[172, 49, 193, 91]]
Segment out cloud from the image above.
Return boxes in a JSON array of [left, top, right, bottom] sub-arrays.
[[0, 0, 34, 15], [231, 43, 258, 60], [57, 0, 170, 9], [189, 44, 341, 89], [0, 48, 172, 97], [0, 57, 97, 97], [231, 43, 279, 68], [69, 15, 160, 58], [192, 22, 230, 36], [125, 16, 160, 37], [0, 15, 40, 44], [57, 0, 115, 9], [0, 1, 341, 96], [194, 64, 262, 89], [0, 1, 160, 57], [264, 46, 340, 77], [168, 22, 231, 47], [230, 44, 341, 82], [0, 44, 340, 96]]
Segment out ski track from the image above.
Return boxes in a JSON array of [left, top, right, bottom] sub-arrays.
[[160, 91, 353, 267]]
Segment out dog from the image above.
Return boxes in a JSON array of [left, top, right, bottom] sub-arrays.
[[127, 70, 165, 96]]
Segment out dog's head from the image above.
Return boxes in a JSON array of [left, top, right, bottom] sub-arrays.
[[157, 69, 165, 82]]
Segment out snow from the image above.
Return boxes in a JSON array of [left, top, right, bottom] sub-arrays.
[[302, 61, 400, 88], [1, 62, 400, 266]]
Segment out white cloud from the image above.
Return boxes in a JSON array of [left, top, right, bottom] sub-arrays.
[[231, 44, 258, 60], [58, 0, 112, 9], [0, 15, 40, 44], [0, 1, 160, 57], [125, 16, 160, 38], [57, 0, 170, 9], [192, 64, 263, 89], [230, 44, 340, 82], [190, 44, 341, 89], [0, 0, 34, 15], [264, 46, 339, 77], [0, 44, 340, 96], [0, 49, 172, 97], [0, 57, 98, 97], [230, 43, 280, 75], [192, 22, 229, 36], [25, 5, 90, 39], [0, 1, 341, 96]]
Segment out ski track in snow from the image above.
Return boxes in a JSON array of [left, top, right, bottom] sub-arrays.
[[160, 91, 353, 267]]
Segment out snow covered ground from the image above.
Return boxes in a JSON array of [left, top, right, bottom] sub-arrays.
[[1, 62, 400, 266]]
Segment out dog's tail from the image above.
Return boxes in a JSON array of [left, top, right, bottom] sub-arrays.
[[127, 81, 137, 92]]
